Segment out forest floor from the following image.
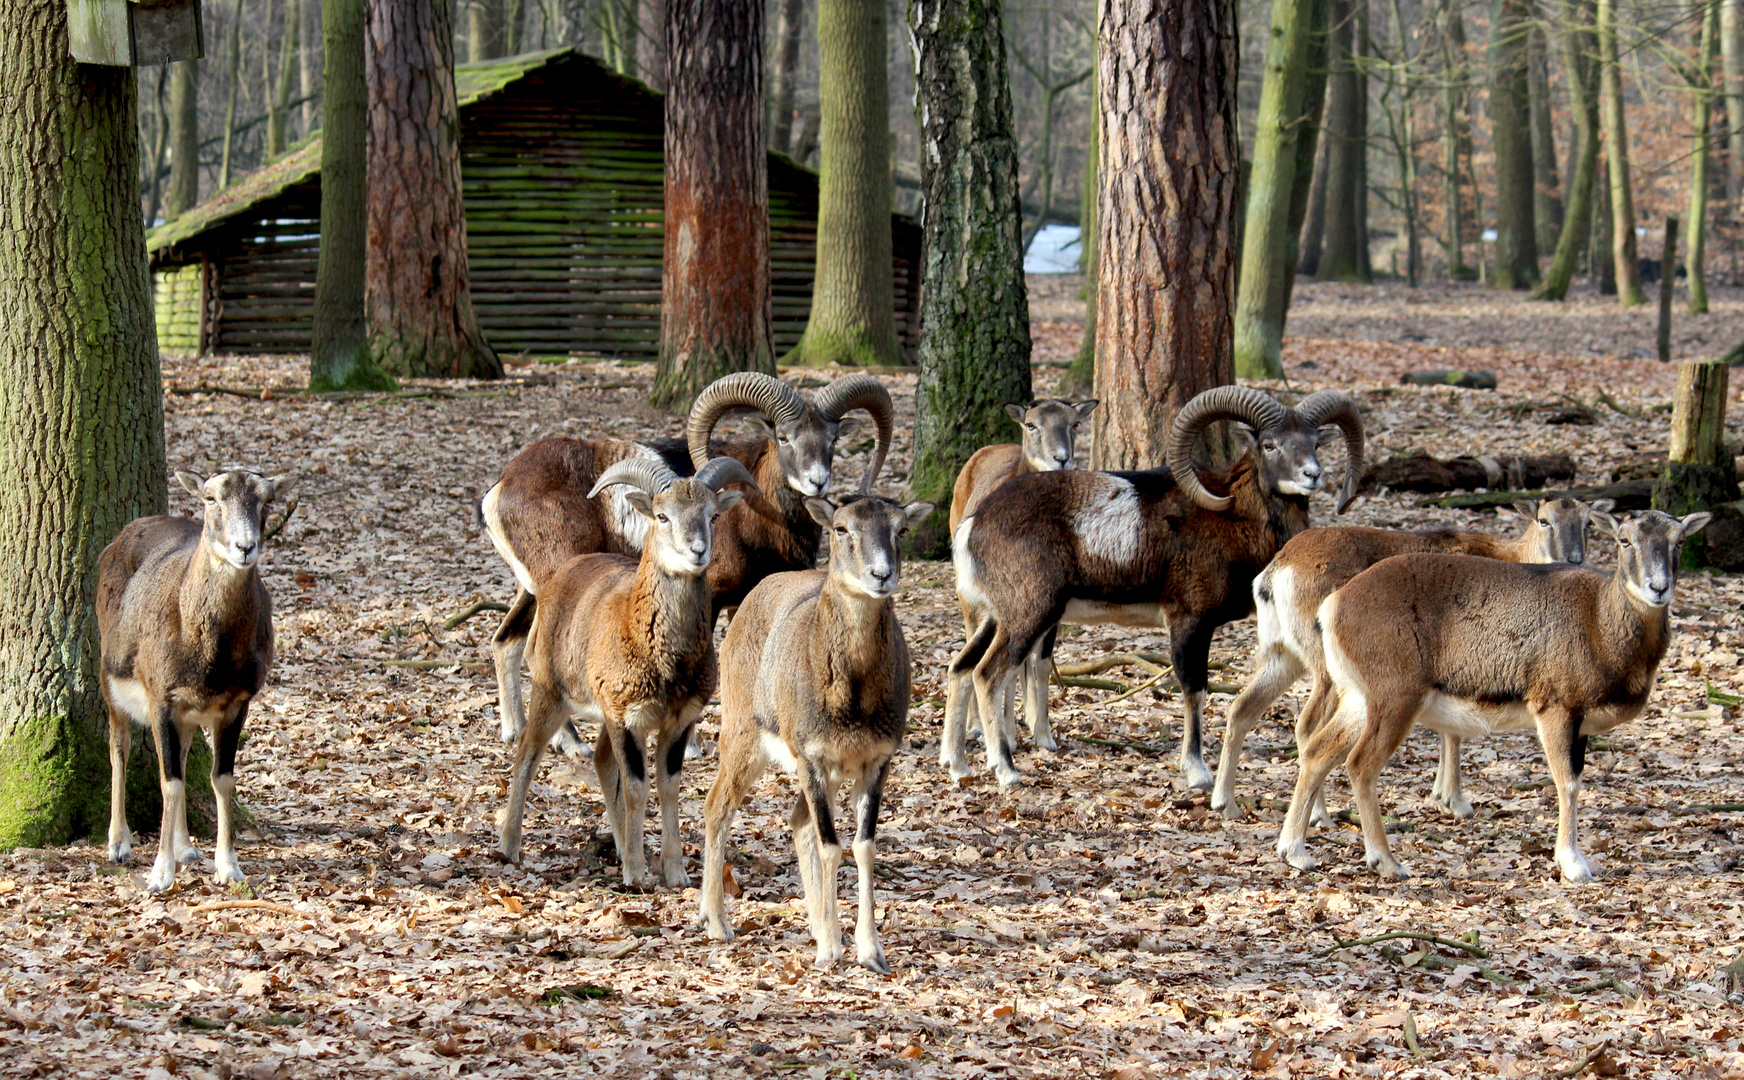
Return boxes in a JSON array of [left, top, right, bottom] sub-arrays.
[[4, 280, 1744, 1080]]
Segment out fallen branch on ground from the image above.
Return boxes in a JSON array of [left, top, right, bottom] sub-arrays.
[[1073, 734, 1174, 756], [1316, 930, 1490, 960], [343, 657, 491, 672], [1562, 976, 1639, 1000], [263, 496, 298, 542], [189, 900, 305, 916], [1553, 1043, 1612, 1078], [443, 599, 511, 629]]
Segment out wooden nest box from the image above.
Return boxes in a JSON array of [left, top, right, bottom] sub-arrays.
[[68, 0, 204, 66]]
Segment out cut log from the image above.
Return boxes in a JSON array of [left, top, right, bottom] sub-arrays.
[[1361, 451, 1576, 494], [1654, 360, 1739, 566], [1400, 369, 1498, 389]]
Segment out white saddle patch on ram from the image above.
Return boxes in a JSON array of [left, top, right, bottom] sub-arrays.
[[1075, 475, 1143, 566], [604, 444, 663, 554]]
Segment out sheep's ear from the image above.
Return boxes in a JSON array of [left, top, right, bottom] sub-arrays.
[[175, 471, 205, 497], [902, 501, 936, 530], [1588, 498, 1615, 513], [1591, 511, 1619, 538], [1004, 402, 1028, 424], [833, 416, 861, 442], [1680, 511, 1713, 538], [1074, 399, 1100, 419], [1230, 424, 1257, 451], [714, 490, 746, 514], [624, 490, 655, 518], [265, 473, 298, 502], [1506, 499, 1537, 520], [805, 497, 835, 527]]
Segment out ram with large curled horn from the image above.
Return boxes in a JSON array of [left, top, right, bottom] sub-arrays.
[[478, 370, 894, 749], [942, 385, 1364, 792]]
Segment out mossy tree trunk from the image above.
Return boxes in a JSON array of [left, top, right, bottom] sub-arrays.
[[1317, 0, 1370, 283], [1599, 0, 1647, 305], [1235, 0, 1315, 379], [1062, 49, 1099, 399], [469, 0, 506, 62], [1093, 0, 1238, 469], [1490, 0, 1539, 290], [785, 0, 901, 368], [1534, 0, 1601, 301], [907, 0, 1033, 556], [0, 0, 171, 848], [651, 0, 773, 412], [311, 0, 395, 392], [1689, 0, 1720, 315], [268, 0, 300, 156], [365, 0, 501, 380], [165, 59, 199, 218], [1280, 0, 1331, 310]]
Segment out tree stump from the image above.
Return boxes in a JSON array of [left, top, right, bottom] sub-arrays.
[[1653, 359, 1739, 565]]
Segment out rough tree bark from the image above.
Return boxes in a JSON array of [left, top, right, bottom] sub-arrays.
[[785, 0, 901, 367], [650, 0, 772, 411], [1599, 0, 1647, 304], [0, 1, 169, 847], [1317, 0, 1370, 283], [365, 0, 501, 380], [1234, 0, 1314, 379], [1093, 0, 1239, 469], [311, 0, 394, 392], [1528, 23, 1564, 254], [1490, 0, 1539, 289], [907, 0, 1033, 556], [1534, 0, 1601, 301], [165, 59, 199, 217], [768, 0, 806, 153]]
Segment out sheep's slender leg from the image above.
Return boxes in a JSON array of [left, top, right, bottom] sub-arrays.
[[1344, 698, 1418, 880], [848, 759, 893, 974], [171, 720, 203, 866], [1431, 733, 1474, 818], [498, 680, 565, 864], [789, 792, 827, 962], [796, 761, 844, 969], [491, 589, 535, 743], [1212, 641, 1305, 817], [1024, 625, 1059, 752], [700, 712, 765, 942], [211, 706, 247, 886], [1277, 697, 1359, 873], [1169, 615, 1217, 792], [1536, 707, 1594, 883], [592, 722, 625, 857], [960, 604, 983, 742], [106, 702, 134, 865], [615, 718, 654, 888], [653, 715, 696, 888], [972, 630, 1022, 789], [1294, 676, 1340, 829], [942, 619, 994, 780], [146, 707, 184, 894]]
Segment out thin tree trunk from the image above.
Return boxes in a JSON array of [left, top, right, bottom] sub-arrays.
[[165, 59, 199, 218], [1281, 0, 1331, 310], [786, 0, 900, 367], [1318, 0, 1370, 282], [1383, 0, 1420, 286], [1723, 0, 1744, 201], [311, 0, 394, 392], [1528, 22, 1564, 253], [300, 0, 317, 133], [907, 0, 1033, 555], [768, 0, 805, 153], [1440, 0, 1473, 278], [638, 0, 667, 90], [1596, 162, 1617, 292], [1535, 0, 1601, 300], [1062, 42, 1099, 398], [219, 0, 246, 190], [145, 66, 169, 226], [1235, 0, 1315, 378], [470, 0, 505, 61], [1299, 135, 1328, 273], [1690, 0, 1720, 314], [651, 0, 771, 410], [268, 0, 299, 156], [366, 0, 501, 380], [1599, 0, 1646, 304], [506, 0, 525, 53], [1093, 0, 1239, 469], [1491, 0, 1539, 289], [0, 1, 168, 848]]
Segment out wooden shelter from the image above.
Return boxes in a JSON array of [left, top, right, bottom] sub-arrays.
[[149, 49, 922, 360]]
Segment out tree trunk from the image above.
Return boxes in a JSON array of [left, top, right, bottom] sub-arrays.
[[1317, 0, 1370, 282], [1235, 0, 1314, 379], [638, 0, 668, 90], [1491, 0, 1539, 289], [1062, 45, 1099, 398], [1599, 0, 1646, 304], [219, 0, 245, 190], [1528, 23, 1564, 254], [1298, 135, 1328, 273], [0, 1, 168, 848], [907, 0, 1033, 556], [301, 0, 318, 134], [365, 0, 501, 380], [311, 0, 394, 392], [768, 0, 806, 153], [650, 0, 772, 410], [1092, 0, 1239, 469], [470, 0, 505, 61], [165, 59, 199, 218], [1723, 0, 1744, 201], [1595, 162, 1617, 292], [1281, 0, 1331, 309], [144, 66, 169, 226], [1440, 0, 1474, 278], [1534, 0, 1601, 300], [1691, 0, 1719, 314], [785, 0, 900, 367], [268, 0, 299, 156]]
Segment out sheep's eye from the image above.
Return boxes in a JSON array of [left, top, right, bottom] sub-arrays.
[[834, 527, 847, 536], [656, 513, 669, 524], [1261, 442, 1277, 453], [1538, 520, 1548, 528]]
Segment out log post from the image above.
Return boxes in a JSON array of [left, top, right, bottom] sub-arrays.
[[1658, 216, 1678, 363], [1653, 358, 1740, 566]]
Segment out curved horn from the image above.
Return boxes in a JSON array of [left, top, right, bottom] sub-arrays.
[[811, 374, 894, 494], [694, 455, 762, 495], [1165, 386, 1288, 512], [586, 457, 680, 500], [686, 372, 807, 470], [1293, 390, 1366, 514]]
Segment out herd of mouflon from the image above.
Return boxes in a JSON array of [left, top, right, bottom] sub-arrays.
[[99, 373, 1711, 973]]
